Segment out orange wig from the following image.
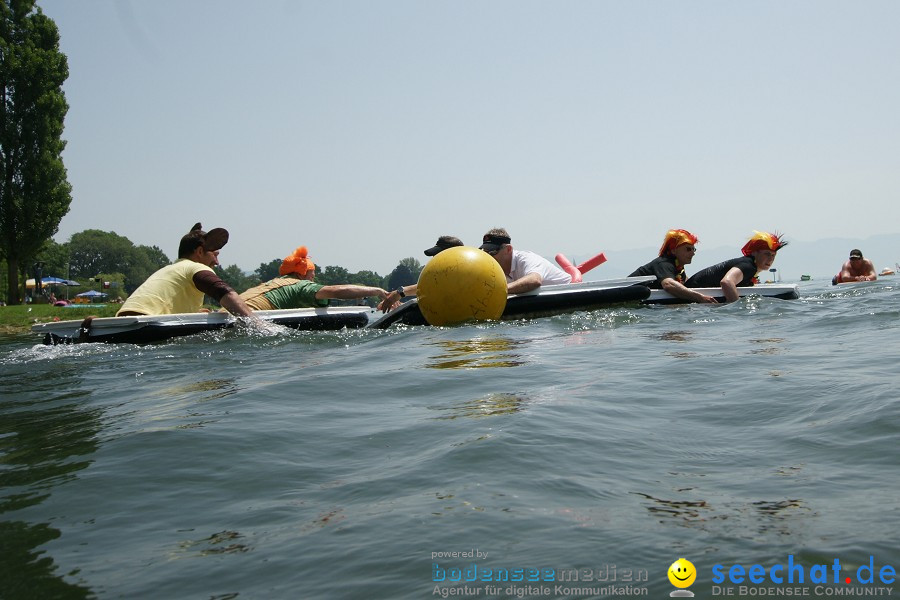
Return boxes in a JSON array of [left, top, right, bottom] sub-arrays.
[[741, 231, 787, 256], [280, 246, 316, 276], [658, 229, 699, 257]]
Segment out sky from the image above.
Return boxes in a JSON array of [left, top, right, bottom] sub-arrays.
[[39, 0, 900, 277]]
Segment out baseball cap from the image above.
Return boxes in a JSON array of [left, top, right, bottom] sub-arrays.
[[423, 235, 463, 257], [178, 222, 229, 257]]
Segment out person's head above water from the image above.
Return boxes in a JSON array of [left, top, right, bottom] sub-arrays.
[[741, 231, 788, 256], [178, 222, 229, 260], [280, 246, 316, 278], [424, 235, 464, 257], [658, 229, 698, 258]]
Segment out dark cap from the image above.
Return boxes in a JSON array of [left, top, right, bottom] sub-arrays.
[[478, 233, 511, 253], [849, 249, 863, 259], [423, 235, 464, 257], [178, 222, 229, 258]]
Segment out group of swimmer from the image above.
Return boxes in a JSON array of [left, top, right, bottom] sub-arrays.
[[382, 227, 790, 307], [115, 223, 798, 319], [629, 229, 786, 303]]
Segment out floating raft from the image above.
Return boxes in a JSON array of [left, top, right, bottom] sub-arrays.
[[32, 306, 372, 345], [368, 277, 656, 329], [33, 281, 801, 343], [643, 283, 800, 305]]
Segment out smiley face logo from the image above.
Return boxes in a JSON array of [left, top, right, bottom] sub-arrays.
[[668, 558, 696, 588]]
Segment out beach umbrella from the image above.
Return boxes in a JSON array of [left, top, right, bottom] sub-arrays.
[[25, 276, 80, 288]]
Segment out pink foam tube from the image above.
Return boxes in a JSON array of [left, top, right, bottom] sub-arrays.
[[576, 252, 607, 274], [555, 254, 583, 283]]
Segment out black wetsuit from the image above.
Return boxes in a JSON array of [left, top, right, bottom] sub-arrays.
[[685, 256, 757, 288], [629, 256, 684, 289]]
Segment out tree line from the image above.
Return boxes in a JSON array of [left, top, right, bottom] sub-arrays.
[[0, 228, 423, 305]]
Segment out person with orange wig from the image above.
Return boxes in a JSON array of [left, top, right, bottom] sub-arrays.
[[686, 231, 788, 302], [239, 246, 389, 310], [629, 229, 717, 303]]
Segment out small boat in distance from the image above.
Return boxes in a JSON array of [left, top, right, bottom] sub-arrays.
[[880, 267, 895, 276], [801, 274, 812, 281]]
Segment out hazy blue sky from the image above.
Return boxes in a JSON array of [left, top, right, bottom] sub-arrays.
[[40, 0, 900, 275]]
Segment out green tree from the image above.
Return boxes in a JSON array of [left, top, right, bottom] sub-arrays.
[[387, 258, 421, 291], [317, 265, 350, 286], [0, 0, 71, 304], [67, 229, 133, 279], [254, 258, 281, 282], [33, 238, 69, 278], [399, 257, 423, 279], [67, 229, 171, 292], [136, 244, 170, 271], [216, 264, 254, 294], [387, 264, 413, 291], [351, 269, 385, 288], [121, 248, 155, 293]]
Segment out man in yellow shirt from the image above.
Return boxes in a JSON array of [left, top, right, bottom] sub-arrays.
[[117, 223, 254, 317]]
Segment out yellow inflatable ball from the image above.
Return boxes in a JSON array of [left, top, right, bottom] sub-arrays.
[[417, 246, 508, 326]]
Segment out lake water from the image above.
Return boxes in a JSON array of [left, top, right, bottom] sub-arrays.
[[2, 279, 899, 599]]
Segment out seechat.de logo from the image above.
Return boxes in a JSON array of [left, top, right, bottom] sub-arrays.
[[711, 555, 897, 586]]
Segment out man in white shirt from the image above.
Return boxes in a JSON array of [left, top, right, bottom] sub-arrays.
[[479, 227, 572, 294]]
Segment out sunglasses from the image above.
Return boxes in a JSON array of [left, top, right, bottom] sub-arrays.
[[850, 256, 861, 260]]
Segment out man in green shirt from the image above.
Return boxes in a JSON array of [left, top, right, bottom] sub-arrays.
[[240, 246, 388, 310]]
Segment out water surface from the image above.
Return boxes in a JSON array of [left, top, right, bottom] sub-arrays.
[[2, 279, 898, 599]]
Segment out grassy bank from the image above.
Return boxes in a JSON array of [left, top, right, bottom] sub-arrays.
[[0, 304, 121, 333]]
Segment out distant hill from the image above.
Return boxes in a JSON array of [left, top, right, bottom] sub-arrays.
[[568, 233, 900, 283]]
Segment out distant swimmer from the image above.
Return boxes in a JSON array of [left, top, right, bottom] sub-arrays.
[[241, 246, 389, 310], [832, 249, 877, 285], [480, 227, 571, 294], [630, 229, 717, 303], [378, 235, 464, 312], [686, 231, 788, 302]]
